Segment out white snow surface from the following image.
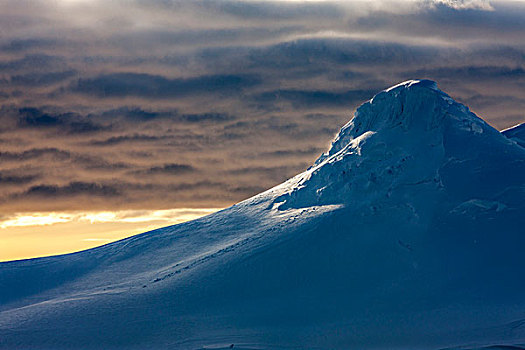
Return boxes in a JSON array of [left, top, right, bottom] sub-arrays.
[[1, 79, 524, 350], [502, 122, 525, 148]]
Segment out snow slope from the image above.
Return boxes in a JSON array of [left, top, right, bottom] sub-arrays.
[[1, 80, 524, 350], [503, 123, 525, 148]]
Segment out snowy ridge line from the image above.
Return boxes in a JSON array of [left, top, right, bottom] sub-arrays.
[[501, 122, 525, 148]]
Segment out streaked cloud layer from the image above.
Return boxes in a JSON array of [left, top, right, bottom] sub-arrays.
[[1, 0, 524, 217]]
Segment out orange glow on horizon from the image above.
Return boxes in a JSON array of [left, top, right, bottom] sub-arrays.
[[0, 208, 220, 262]]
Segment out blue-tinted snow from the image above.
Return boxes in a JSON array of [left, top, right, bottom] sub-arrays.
[[0, 80, 524, 350]]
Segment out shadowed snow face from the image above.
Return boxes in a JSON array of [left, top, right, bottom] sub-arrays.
[[0, 0, 525, 259]]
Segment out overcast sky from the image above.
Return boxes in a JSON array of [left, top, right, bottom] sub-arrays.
[[1, 0, 524, 220]]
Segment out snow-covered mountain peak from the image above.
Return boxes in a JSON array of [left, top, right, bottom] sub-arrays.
[[315, 79, 478, 165], [276, 79, 517, 211], [384, 79, 439, 92]]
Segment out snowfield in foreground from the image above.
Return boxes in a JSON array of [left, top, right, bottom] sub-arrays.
[[1, 80, 524, 350]]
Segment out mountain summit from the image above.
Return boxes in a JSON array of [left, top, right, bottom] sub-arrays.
[[276, 79, 523, 211], [1, 80, 524, 350]]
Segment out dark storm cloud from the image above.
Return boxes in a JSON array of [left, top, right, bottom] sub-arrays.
[[9, 70, 77, 86], [0, 171, 38, 185], [135, 163, 196, 175], [243, 39, 441, 69], [19, 182, 121, 198], [1, 38, 60, 52], [475, 46, 525, 64], [406, 66, 525, 81], [228, 165, 299, 176], [74, 156, 130, 171], [226, 163, 310, 182], [254, 89, 377, 109], [222, 117, 299, 134], [255, 147, 324, 159], [18, 108, 64, 127], [89, 134, 173, 146], [72, 73, 261, 99], [180, 113, 235, 123], [100, 107, 234, 123], [228, 185, 268, 195], [303, 113, 343, 121], [1, 0, 525, 213], [0, 54, 64, 72], [0, 148, 71, 162], [462, 94, 525, 108], [0, 147, 129, 172], [166, 181, 226, 192], [17, 108, 110, 134], [100, 107, 168, 121]]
